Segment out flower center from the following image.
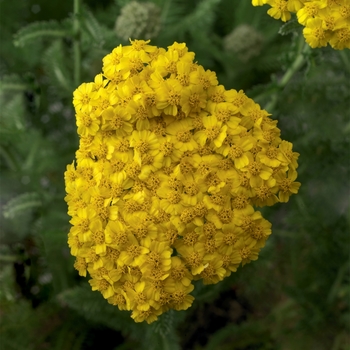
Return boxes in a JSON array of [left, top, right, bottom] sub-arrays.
[[177, 74, 189, 86], [218, 209, 232, 223], [127, 245, 142, 258], [229, 145, 243, 159], [160, 141, 174, 156], [266, 146, 278, 159], [276, 0, 288, 11], [171, 266, 186, 280], [240, 247, 251, 260], [92, 230, 105, 245], [255, 185, 271, 200], [248, 161, 262, 176], [168, 191, 182, 204], [184, 182, 199, 196], [186, 252, 201, 267], [224, 232, 238, 246], [279, 179, 292, 192], [183, 231, 198, 245], [168, 90, 180, 105], [304, 3, 318, 16], [232, 195, 248, 209], [337, 28, 350, 43], [147, 251, 162, 267], [211, 91, 225, 103], [135, 140, 149, 154], [189, 93, 201, 108], [206, 126, 220, 140], [177, 131, 192, 142]]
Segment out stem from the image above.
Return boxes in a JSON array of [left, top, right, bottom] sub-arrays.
[[264, 36, 309, 113], [73, 0, 81, 88], [161, 334, 172, 350], [161, 0, 172, 23], [0, 255, 21, 263], [339, 50, 350, 75], [0, 145, 20, 172]]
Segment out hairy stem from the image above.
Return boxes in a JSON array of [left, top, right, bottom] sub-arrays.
[[264, 36, 309, 113], [0, 255, 21, 262], [339, 50, 350, 75], [0, 145, 20, 172], [161, 0, 172, 23], [73, 0, 81, 88]]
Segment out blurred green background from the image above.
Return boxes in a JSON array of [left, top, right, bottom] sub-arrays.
[[0, 0, 349, 349]]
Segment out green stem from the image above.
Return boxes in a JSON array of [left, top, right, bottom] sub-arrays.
[[264, 36, 309, 113], [0, 255, 21, 263], [161, 0, 172, 23], [161, 334, 172, 350], [73, 0, 81, 87], [0, 145, 20, 172], [339, 50, 350, 75]]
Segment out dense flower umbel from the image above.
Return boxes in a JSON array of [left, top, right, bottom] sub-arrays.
[[252, 0, 350, 49], [65, 40, 300, 323]]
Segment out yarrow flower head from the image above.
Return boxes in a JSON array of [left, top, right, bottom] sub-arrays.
[[65, 40, 301, 324], [251, 0, 350, 49]]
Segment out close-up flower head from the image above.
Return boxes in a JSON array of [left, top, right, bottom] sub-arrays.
[[65, 39, 300, 323]]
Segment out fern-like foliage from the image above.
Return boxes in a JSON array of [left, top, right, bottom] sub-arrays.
[[58, 286, 147, 336], [13, 20, 70, 47], [81, 6, 105, 47], [168, 0, 222, 36], [188, 0, 222, 30], [148, 310, 181, 350], [0, 74, 28, 94], [278, 18, 302, 36], [3, 192, 41, 219], [0, 295, 86, 350], [43, 41, 74, 96], [59, 285, 183, 349], [0, 94, 26, 137]]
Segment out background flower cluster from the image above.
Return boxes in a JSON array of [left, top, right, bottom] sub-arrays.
[[252, 0, 350, 49]]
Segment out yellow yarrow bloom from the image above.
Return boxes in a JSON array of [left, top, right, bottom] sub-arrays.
[[65, 39, 300, 324], [251, 0, 350, 49]]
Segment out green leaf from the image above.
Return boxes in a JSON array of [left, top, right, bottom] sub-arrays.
[[0, 74, 29, 94], [0, 94, 26, 136], [148, 311, 181, 350], [167, 0, 222, 37], [153, 310, 174, 337], [81, 6, 105, 47], [278, 18, 302, 36], [205, 319, 272, 350], [43, 41, 74, 95], [188, 0, 222, 30], [58, 285, 147, 335], [13, 20, 69, 47], [3, 192, 42, 219]]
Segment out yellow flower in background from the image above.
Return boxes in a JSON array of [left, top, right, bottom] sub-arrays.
[[251, 0, 350, 49], [65, 40, 300, 324]]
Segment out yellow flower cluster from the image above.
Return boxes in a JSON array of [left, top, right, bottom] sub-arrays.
[[252, 0, 350, 49], [65, 40, 300, 323]]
